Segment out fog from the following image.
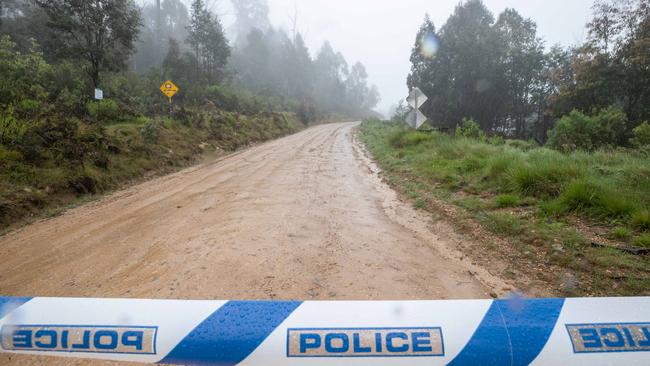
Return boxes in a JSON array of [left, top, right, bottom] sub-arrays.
[[131, 0, 595, 115], [217, 0, 594, 115]]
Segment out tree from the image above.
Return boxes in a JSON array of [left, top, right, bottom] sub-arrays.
[[531, 45, 575, 142], [35, 0, 142, 88], [187, 0, 230, 83], [414, 0, 502, 130], [407, 14, 437, 89], [284, 33, 313, 100], [313, 41, 348, 112], [494, 8, 545, 138], [407, 14, 439, 120], [230, 0, 270, 45], [552, 0, 649, 130], [163, 38, 198, 86], [345, 62, 379, 116], [132, 0, 190, 73]]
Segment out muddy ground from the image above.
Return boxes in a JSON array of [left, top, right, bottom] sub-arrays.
[[0, 122, 511, 365]]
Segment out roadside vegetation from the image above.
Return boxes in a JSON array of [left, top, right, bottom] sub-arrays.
[[369, 0, 650, 296], [0, 34, 301, 229], [0, 0, 380, 230], [360, 120, 650, 296]]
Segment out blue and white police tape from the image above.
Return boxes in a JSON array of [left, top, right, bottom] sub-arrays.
[[1, 296, 649, 365]]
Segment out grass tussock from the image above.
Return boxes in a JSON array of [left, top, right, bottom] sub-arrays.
[[360, 120, 650, 296]]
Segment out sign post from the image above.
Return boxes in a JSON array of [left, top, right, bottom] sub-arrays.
[[406, 87, 428, 129], [159, 80, 179, 116]]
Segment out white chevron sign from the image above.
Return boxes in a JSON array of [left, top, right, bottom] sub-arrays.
[[406, 87, 428, 129]]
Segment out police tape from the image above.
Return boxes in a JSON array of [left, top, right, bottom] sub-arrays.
[[0, 296, 649, 365]]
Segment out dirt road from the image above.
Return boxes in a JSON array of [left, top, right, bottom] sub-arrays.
[[0, 122, 508, 365]]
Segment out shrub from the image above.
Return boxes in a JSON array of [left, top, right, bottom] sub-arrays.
[[547, 110, 595, 151], [456, 118, 482, 139], [591, 106, 628, 147], [141, 119, 163, 143], [547, 107, 628, 151], [0, 36, 52, 105], [631, 122, 650, 148], [87, 99, 120, 122], [0, 106, 28, 146]]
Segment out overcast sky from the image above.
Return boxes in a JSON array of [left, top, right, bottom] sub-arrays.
[[215, 0, 595, 116]]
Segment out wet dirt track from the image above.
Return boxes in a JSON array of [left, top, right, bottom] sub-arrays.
[[0, 122, 503, 365]]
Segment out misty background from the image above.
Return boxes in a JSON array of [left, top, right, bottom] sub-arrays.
[[185, 0, 594, 116], [130, 0, 594, 115]]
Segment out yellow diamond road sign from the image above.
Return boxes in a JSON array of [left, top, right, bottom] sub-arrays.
[[160, 80, 179, 98]]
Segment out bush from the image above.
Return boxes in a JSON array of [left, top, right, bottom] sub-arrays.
[[547, 107, 628, 151], [456, 118, 482, 139], [631, 122, 650, 148], [591, 106, 629, 147], [389, 130, 434, 148], [0, 106, 28, 146], [87, 99, 120, 122], [141, 119, 163, 143], [0, 36, 52, 106]]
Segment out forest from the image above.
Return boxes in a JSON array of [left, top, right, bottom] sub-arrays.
[[1, 0, 380, 120], [402, 0, 649, 150], [0, 0, 380, 228]]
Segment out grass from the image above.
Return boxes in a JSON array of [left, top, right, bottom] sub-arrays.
[[359, 120, 650, 296], [484, 213, 525, 236], [632, 210, 650, 231], [0, 110, 302, 230], [494, 194, 521, 208], [634, 234, 650, 248], [609, 227, 632, 240]]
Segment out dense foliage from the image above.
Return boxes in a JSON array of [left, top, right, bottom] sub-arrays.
[[406, 0, 649, 148]]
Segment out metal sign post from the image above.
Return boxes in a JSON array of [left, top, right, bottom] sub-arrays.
[[406, 87, 428, 129]]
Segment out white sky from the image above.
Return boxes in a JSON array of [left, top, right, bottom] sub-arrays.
[[212, 0, 595, 115]]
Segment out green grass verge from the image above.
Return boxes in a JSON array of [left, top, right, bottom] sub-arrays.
[[359, 119, 650, 296]]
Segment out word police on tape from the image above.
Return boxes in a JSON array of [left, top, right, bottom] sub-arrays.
[[287, 327, 444, 357], [1, 325, 156, 354], [1, 296, 649, 365]]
